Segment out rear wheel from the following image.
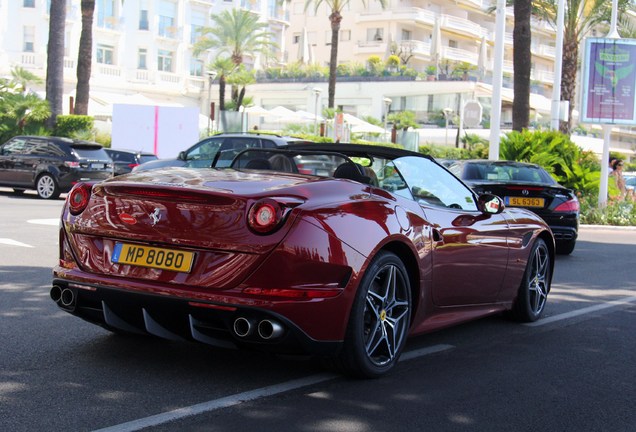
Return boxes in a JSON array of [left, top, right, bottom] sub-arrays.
[[36, 173, 60, 199], [511, 238, 551, 322], [335, 251, 411, 378]]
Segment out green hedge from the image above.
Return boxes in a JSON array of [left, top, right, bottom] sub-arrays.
[[53, 115, 94, 138]]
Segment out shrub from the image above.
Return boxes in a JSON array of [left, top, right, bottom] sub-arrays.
[[54, 115, 94, 138]]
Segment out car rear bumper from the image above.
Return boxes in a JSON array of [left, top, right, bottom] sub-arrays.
[[50, 277, 343, 356]]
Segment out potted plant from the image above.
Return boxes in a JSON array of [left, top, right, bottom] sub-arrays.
[[425, 65, 436, 81]]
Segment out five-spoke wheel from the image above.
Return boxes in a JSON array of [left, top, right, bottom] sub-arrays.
[[337, 251, 411, 378], [512, 238, 551, 322]]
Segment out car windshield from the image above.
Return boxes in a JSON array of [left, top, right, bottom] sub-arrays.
[[462, 162, 557, 184], [228, 149, 478, 211]]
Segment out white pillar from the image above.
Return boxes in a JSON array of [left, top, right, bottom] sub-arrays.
[[489, 0, 506, 160], [550, 0, 565, 130]]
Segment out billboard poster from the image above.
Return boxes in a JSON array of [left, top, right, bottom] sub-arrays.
[[580, 38, 636, 124]]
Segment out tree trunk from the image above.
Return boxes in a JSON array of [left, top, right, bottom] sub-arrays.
[[74, 0, 95, 115], [218, 74, 226, 112], [512, 0, 531, 132], [559, 30, 578, 135], [327, 11, 342, 109], [45, 0, 66, 129]]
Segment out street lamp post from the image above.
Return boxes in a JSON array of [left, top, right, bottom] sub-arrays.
[[312, 87, 322, 135], [383, 97, 392, 137], [206, 70, 217, 136]]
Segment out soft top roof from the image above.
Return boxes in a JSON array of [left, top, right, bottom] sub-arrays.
[[286, 142, 429, 161]]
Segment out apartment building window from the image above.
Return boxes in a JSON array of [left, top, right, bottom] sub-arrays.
[[190, 11, 205, 44], [158, 49, 173, 72], [23, 26, 35, 52], [190, 58, 203, 77], [367, 28, 383, 42], [138, 48, 147, 69], [448, 40, 458, 49], [340, 30, 351, 42], [24, 0, 35, 7], [401, 29, 411, 41], [139, 10, 149, 30], [97, 0, 117, 29], [96, 44, 115, 64], [158, 1, 176, 38], [293, 33, 300, 44]]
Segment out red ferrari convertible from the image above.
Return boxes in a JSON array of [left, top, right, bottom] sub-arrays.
[[52, 143, 554, 377]]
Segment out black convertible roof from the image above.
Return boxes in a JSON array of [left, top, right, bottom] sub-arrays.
[[286, 142, 429, 161]]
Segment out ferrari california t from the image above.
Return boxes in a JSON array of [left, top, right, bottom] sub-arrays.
[[52, 144, 554, 378]]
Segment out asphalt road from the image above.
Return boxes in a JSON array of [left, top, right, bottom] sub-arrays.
[[1, 189, 635, 432]]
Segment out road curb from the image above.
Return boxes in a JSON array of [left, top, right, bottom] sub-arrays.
[[580, 224, 636, 231]]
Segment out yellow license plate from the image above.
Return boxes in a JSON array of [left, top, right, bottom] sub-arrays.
[[112, 243, 195, 273], [506, 196, 545, 208]]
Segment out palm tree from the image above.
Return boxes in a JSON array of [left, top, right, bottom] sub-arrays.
[[194, 9, 273, 124], [305, 0, 387, 108], [11, 66, 43, 94], [194, 8, 274, 70], [45, 0, 66, 128], [513, 0, 532, 131], [74, 0, 95, 115], [533, 0, 631, 134]]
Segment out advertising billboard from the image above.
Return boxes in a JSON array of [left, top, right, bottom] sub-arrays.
[[580, 38, 636, 125]]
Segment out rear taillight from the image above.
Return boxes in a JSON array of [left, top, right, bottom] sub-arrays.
[[554, 197, 579, 212], [248, 199, 284, 234], [68, 183, 92, 215], [64, 161, 80, 168], [128, 163, 139, 169]]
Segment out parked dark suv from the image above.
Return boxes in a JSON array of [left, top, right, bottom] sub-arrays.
[[0, 136, 113, 199], [105, 148, 158, 176], [133, 133, 310, 172]]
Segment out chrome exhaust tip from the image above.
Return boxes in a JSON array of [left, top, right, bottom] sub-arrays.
[[233, 317, 254, 337], [50, 285, 62, 303], [257, 319, 284, 340], [60, 288, 75, 307]]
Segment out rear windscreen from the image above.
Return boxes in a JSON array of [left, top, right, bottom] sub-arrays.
[[72, 146, 111, 161], [139, 155, 158, 164]]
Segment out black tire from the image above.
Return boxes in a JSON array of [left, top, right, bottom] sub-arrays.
[[36, 173, 60, 199], [556, 239, 576, 255], [511, 238, 551, 322], [334, 251, 411, 378]]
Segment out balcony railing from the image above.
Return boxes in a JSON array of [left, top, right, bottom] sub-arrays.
[[96, 64, 122, 77]]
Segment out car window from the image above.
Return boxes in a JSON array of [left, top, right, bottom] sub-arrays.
[[138, 154, 158, 164], [1, 138, 29, 155], [393, 156, 478, 211], [185, 138, 223, 168], [260, 139, 277, 148]]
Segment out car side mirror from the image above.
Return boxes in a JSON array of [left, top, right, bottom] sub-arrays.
[[477, 193, 505, 214], [178, 151, 186, 161]]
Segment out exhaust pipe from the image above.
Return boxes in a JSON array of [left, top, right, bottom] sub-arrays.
[[257, 319, 284, 340], [50, 285, 62, 303], [60, 288, 75, 308], [233, 317, 254, 337]]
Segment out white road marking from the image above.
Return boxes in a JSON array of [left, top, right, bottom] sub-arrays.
[[0, 238, 34, 248], [91, 344, 454, 432], [27, 218, 59, 226], [525, 295, 636, 327]]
